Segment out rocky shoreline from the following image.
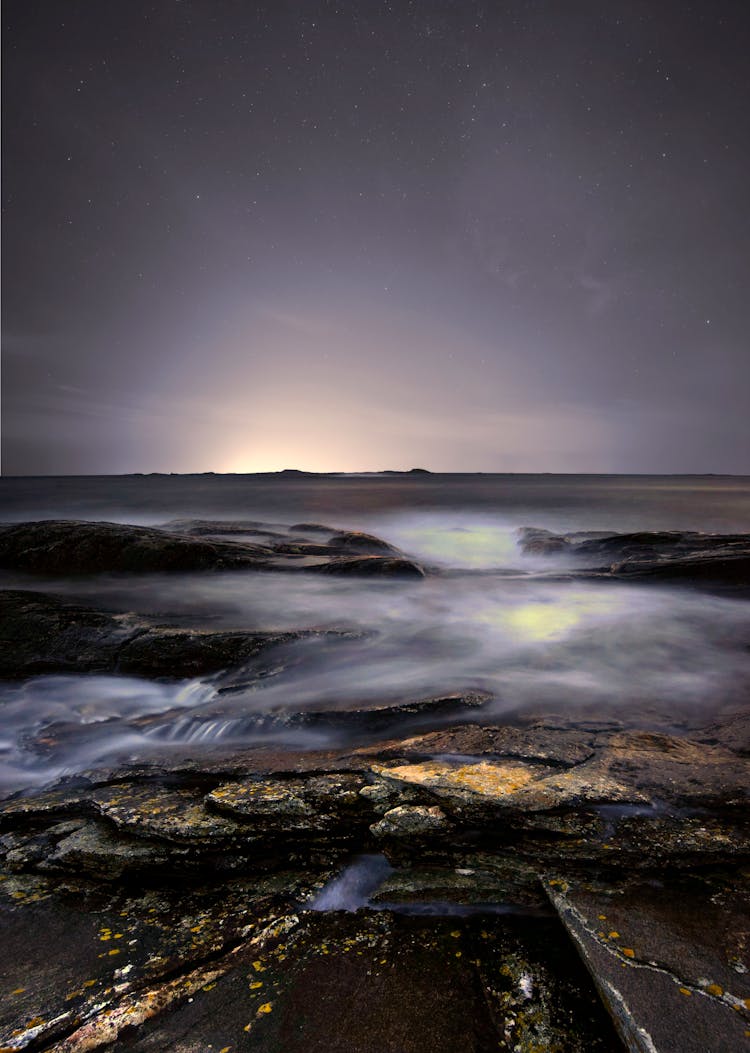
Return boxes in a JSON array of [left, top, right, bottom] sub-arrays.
[[1, 518, 750, 1051]]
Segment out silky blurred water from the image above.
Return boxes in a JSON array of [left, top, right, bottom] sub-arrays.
[[1, 474, 749, 793]]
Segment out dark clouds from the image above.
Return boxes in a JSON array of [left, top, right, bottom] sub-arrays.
[[3, 1, 749, 474]]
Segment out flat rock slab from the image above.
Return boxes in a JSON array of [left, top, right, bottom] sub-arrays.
[[107, 910, 623, 1053], [545, 874, 750, 1053], [0, 868, 317, 1052]]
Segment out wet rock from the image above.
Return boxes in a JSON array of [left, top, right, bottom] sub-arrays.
[[0, 520, 273, 575], [0, 785, 95, 829], [3, 723, 750, 884], [370, 804, 451, 839], [160, 518, 288, 538], [545, 872, 750, 1053], [696, 710, 750, 755], [612, 550, 750, 585], [0, 589, 135, 677], [0, 867, 318, 1053], [368, 721, 595, 767], [326, 531, 399, 555], [270, 540, 341, 556], [91, 783, 249, 844], [313, 555, 425, 578], [2, 819, 88, 871], [100, 909, 619, 1053], [0, 589, 324, 679], [243, 691, 491, 735], [42, 820, 186, 880], [369, 858, 545, 908], [371, 729, 750, 819], [288, 522, 338, 534], [591, 814, 750, 865], [517, 525, 750, 586], [578, 730, 750, 810], [0, 518, 425, 582], [206, 773, 368, 834], [116, 626, 307, 680], [371, 758, 557, 816]]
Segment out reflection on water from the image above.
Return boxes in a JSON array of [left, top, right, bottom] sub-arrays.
[[1, 504, 750, 794]]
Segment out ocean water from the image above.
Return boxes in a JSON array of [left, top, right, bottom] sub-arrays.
[[1, 473, 749, 793]]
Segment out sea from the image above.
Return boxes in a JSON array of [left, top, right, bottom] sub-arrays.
[[1, 472, 749, 794]]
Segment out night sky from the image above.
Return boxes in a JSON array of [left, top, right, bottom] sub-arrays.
[[3, 1, 749, 475]]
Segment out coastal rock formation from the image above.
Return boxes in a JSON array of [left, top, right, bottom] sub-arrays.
[[518, 526, 750, 586], [0, 519, 424, 579], [1, 720, 749, 1050], [3, 724, 749, 881], [2, 516, 750, 1050], [0, 590, 330, 680], [0, 520, 272, 575]]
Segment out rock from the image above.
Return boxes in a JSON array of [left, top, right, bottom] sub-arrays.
[[0, 866, 318, 1053], [3, 723, 750, 882], [243, 691, 491, 735], [288, 522, 338, 534], [314, 555, 425, 578], [0, 589, 320, 680], [0, 519, 424, 581], [545, 872, 750, 1053], [93, 909, 619, 1052], [0, 589, 134, 677], [160, 519, 287, 538], [612, 551, 750, 584], [369, 858, 544, 908], [572, 730, 750, 810], [270, 541, 341, 556], [43, 820, 186, 880], [368, 721, 595, 767], [326, 531, 399, 555], [116, 627, 307, 680], [517, 527, 580, 555], [0, 520, 273, 574], [517, 526, 750, 586], [369, 731, 750, 834], [696, 710, 750, 755], [370, 804, 451, 839], [206, 774, 368, 834], [91, 783, 249, 844], [0, 784, 95, 828]]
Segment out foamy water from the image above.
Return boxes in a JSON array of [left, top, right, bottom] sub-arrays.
[[1, 475, 749, 793]]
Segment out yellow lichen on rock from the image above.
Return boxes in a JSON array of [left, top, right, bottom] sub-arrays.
[[373, 759, 543, 800]]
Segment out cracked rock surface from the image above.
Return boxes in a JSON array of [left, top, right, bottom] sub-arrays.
[[546, 873, 750, 1053]]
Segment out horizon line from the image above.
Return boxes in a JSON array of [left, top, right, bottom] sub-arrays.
[[2, 469, 748, 480]]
